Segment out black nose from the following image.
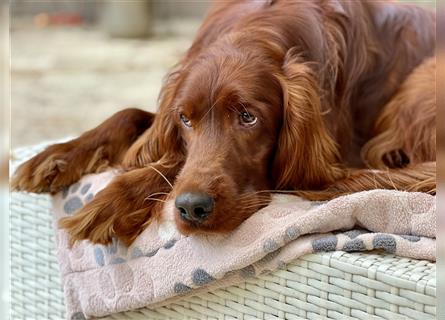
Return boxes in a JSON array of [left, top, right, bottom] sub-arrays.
[[175, 192, 214, 223]]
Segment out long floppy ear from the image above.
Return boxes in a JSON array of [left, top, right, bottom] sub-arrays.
[[65, 69, 188, 246], [273, 53, 343, 190], [123, 69, 185, 168]]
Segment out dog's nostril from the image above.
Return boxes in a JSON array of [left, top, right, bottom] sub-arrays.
[[193, 207, 206, 219], [175, 192, 214, 223], [178, 207, 187, 218]]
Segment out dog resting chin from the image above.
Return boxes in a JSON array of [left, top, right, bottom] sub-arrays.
[[13, 0, 435, 246]]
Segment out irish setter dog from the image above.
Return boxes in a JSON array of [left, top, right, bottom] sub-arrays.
[[12, 0, 436, 246]]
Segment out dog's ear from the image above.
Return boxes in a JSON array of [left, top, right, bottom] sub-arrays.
[[272, 52, 343, 190], [123, 70, 185, 168]]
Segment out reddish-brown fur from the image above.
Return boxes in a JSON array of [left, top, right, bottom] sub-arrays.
[[12, 0, 436, 246]]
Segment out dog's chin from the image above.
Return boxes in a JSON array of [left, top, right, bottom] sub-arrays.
[[173, 213, 220, 236], [173, 207, 259, 236], [175, 220, 199, 236]]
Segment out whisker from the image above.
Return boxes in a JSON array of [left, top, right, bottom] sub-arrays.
[[241, 196, 273, 201], [147, 192, 169, 198], [148, 165, 173, 190], [229, 104, 241, 114], [263, 190, 299, 194], [198, 94, 226, 125], [238, 190, 283, 197], [241, 200, 273, 205], [239, 197, 271, 204], [239, 194, 272, 199], [238, 189, 302, 200], [240, 203, 271, 209], [239, 196, 273, 203], [238, 192, 272, 198], [144, 197, 167, 204], [386, 168, 398, 191], [372, 170, 378, 189], [239, 197, 272, 204], [241, 202, 273, 210]]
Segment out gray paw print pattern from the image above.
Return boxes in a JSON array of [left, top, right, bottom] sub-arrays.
[[343, 229, 368, 239], [312, 235, 338, 252], [172, 263, 257, 294], [192, 269, 215, 286], [342, 238, 366, 252], [284, 226, 300, 242], [92, 237, 179, 268], [310, 232, 396, 254], [172, 268, 216, 294], [94, 242, 124, 266], [173, 282, 192, 294], [372, 234, 397, 253], [401, 235, 421, 242], [62, 182, 95, 215], [93, 238, 129, 267], [310, 230, 427, 255], [71, 312, 86, 320]]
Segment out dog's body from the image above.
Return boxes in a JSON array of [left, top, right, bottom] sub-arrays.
[[13, 0, 436, 246]]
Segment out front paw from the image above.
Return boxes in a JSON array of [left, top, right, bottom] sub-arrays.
[[59, 169, 164, 246], [59, 193, 116, 246], [12, 143, 109, 194]]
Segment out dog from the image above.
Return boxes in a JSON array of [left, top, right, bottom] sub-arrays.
[[12, 0, 436, 246]]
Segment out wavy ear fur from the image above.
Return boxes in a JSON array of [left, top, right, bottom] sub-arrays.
[[123, 70, 185, 168], [273, 53, 344, 190]]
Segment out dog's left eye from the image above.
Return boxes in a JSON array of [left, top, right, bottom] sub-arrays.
[[180, 113, 192, 128], [240, 111, 257, 126]]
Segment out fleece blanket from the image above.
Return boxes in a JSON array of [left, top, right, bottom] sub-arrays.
[[52, 171, 436, 319]]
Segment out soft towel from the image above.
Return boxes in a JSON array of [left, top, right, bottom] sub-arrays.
[[52, 171, 436, 319]]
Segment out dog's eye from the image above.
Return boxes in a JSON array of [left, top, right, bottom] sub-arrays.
[[240, 111, 257, 126], [180, 113, 192, 128]]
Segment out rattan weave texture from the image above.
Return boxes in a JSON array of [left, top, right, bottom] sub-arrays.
[[103, 252, 435, 320]]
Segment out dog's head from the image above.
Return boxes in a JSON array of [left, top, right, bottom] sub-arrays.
[[169, 43, 283, 234], [126, 3, 346, 235], [150, 36, 341, 235]]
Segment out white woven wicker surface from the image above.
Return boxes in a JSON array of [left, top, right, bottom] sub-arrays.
[[105, 251, 436, 320], [11, 144, 65, 320], [10, 142, 436, 320]]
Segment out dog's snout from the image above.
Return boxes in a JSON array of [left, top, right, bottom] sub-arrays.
[[175, 192, 214, 222]]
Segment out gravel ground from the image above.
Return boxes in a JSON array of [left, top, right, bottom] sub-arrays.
[[11, 21, 199, 147]]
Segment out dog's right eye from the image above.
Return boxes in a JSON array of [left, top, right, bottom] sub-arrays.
[[239, 111, 257, 127], [180, 113, 192, 128]]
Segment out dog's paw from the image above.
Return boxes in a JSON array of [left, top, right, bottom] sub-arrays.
[[59, 170, 161, 246], [383, 149, 410, 168], [11, 143, 109, 194], [59, 197, 115, 246]]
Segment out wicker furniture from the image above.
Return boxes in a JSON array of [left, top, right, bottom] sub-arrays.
[[10, 143, 436, 320]]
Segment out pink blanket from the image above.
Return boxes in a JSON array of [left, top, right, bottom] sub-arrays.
[[52, 171, 436, 319]]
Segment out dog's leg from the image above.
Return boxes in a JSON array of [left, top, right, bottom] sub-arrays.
[[296, 162, 435, 201], [298, 58, 436, 201], [59, 162, 181, 246], [12, 108, 154, 193], [361, 57, 435, 169]]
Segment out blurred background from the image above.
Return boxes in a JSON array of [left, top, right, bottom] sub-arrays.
[[10, 0, 435, 148], [11, 0, 211, 148]]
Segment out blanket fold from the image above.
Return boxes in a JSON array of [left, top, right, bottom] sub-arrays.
[[51, 171, 436, 319]]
